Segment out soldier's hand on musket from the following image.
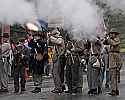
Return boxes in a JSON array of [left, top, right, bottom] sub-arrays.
[[47, 32, 52, 38], [103, 37, 109, 45], [66, 50, 71, 54], [22, 54, 25, 59], [70, 48, 75, 52]]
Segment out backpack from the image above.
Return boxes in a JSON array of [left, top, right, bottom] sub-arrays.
[[34, 53, 43, 61]]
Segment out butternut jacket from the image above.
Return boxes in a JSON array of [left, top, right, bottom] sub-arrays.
[[108, 37, 120, 53], [108, 36, 121, 69]]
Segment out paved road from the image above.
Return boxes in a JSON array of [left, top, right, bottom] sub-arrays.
[[0, 64, 125, 100]]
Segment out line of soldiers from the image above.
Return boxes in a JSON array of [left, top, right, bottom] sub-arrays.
[[0, 27, 121, 97], [0, 36, 31, 94], [48, 28, 121, 96], [0, 33, 48, 94]]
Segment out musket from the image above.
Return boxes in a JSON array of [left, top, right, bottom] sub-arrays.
[[70, 51, 75, 64], [70, 42, 75, 64]]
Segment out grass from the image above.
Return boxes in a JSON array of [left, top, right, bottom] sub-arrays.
[[120, 48, 125, 53]]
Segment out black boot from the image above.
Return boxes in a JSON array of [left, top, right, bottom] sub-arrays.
[[14, 86, 19, 93], [72, 89, 78, 94], [14, 89, 19, 93], [0, 88, 8, 93], [77, 88, 82, 93], [65, 88, 72, 94], [116, 90, 119, 96], [20, 88, 26, 94], [65, 90, 72, 94], [108, 90, 117, 96], [105, 84, 109, 89], [62, 85, 66, 91], [21, 84, 26, 92], [98, 87, 102, 94], [31, 87, 41, 93], [92, 89, 98, 95], [51, 89, 63, 94], [21, 88, 26, 92], [88, 89, 93, 95]]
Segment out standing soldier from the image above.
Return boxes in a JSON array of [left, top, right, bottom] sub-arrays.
[[13, 38, 29, 93], [104, 28, 121, 96], [0, 34, 11, 93], [49, 29, 65, 93], [101, 39, 110, 90], [87, 37, 102, 95], [70, 39, 85, 93], [30, 34, 45, 93], [84, 40, 91, 70], [65, 41, 74, 93]]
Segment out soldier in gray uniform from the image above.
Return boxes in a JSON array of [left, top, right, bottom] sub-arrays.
[[70, 40, 85, 93], [0, 35, 11, 93], [100, 44, 110, 90], [65, 41, 74, 93], [87, 38, 102, 95], [49, 29, 65, 93]]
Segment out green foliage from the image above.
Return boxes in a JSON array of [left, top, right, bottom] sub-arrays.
[[10, 24, 27, 42], [96, 0, 125, 50], [94, 0, 125, 52], [104, 11, 125, 49]]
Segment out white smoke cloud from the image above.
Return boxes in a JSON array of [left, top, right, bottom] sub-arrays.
[[0, 0, 35, 24], [37, 0, 104, 39], [37, 0, 62, 20], [60, 0, 104, 39], [0, 0, 105, 39]]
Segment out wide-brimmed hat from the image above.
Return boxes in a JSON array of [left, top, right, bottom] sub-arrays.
[[109, 28, 120, 35]]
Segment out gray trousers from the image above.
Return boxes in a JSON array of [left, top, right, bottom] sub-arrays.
[[87, 65, 100, 90], [0, 58, 9, 89], [100, 69, 110, 87], [100, 54, 110, 87], [52, 59, 62, 91], [66, 64, 83, 92], [72, 57, 83, 92], [75, 66, 83, 93], [65, 65, 72, 91], [33, 74, 42, 88], [14, 64, 26, 91]]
